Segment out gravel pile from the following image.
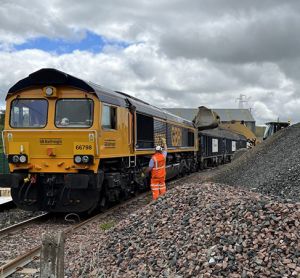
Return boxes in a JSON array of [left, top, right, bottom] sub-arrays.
[[213, 123, 300, 202], [80, 182, 300, 277]]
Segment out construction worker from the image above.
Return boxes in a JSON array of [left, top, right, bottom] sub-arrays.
[[144, 138, 167, 200]]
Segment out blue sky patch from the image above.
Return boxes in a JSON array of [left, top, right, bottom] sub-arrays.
[[14, 31, 130, 54]]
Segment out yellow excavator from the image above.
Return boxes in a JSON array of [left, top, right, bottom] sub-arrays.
[[219, 121, 258, 146], [193, 106, 258, 147]]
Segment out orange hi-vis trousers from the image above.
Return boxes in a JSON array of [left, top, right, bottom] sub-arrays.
[[150, 179, 166, 200]]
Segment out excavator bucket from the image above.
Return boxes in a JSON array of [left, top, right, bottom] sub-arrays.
[[193, 106, 220, 130]]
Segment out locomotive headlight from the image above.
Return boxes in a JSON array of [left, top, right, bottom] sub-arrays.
[[74, 155, 93, 164], [45, 87, 53, 96], [19, 155, 27, 163], [9, 154, 28, 164], [74, 155, 82, 164], [82, 155, 89, 163], [12, 155, 19, 163], [43, 86, 57, 98]]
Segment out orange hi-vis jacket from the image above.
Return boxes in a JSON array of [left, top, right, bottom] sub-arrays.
[[151, 152, 166, 184]]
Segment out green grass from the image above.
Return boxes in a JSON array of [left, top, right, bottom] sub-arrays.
[[99, 221, 115, 231]]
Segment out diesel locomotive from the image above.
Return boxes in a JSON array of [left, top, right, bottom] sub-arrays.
[[0, 68, 246, 213]]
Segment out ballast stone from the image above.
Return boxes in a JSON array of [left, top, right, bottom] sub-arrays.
[[83, 182, 300, 277]]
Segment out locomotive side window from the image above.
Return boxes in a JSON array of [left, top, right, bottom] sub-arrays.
[[10, 99, 48, 128], [55, 99, 93, 128], [136, 113, 154, 149], [102, 104, 117, 129]]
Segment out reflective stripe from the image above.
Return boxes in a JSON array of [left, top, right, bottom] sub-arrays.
[[151, 182, 165, 184], [152, 156, 165, 170], [153, 156, 158, 169], [151, 183, 165, 188]]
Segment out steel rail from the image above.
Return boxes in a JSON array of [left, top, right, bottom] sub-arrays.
[[0, 246, 40, 278]]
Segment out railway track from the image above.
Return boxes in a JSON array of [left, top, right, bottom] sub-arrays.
[[0, 172, 205, 277], [0, 194, 150, 278], [0, 212, 68, 277]]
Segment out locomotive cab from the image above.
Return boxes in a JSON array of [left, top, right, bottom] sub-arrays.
[[2, 69, 103, 212]]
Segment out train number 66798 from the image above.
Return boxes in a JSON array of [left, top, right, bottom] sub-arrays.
[[75, 144, 93, 150]]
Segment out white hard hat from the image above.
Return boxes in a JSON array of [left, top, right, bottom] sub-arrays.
[[61, 118, 69, 126], [155, 145, 162, 151]]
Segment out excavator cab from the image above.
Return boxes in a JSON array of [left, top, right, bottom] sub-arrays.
[[263, 121, 290, 140]]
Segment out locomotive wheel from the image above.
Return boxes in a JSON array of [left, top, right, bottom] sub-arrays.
[[99, 195, 109, 211], [179, 160, 186, 177], [98, 185, 109, 211]]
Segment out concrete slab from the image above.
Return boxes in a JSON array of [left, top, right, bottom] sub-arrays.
[[0, 196, 12, 204], [17, 268, 38, 274]]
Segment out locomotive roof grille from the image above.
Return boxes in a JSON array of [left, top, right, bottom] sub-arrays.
[[7, 68, 194, 127]]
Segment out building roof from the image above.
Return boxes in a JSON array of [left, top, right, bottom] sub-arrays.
[[165, 108, 255, 123], [214, 109, 255, 122]]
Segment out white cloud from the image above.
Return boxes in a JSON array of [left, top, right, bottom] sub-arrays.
[[0, 44, 294, 125], [1, 0, 300, 125], [252, 101, 277, 123]]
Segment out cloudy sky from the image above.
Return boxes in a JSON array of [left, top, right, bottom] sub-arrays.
[[0, 0, 299, 124]]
